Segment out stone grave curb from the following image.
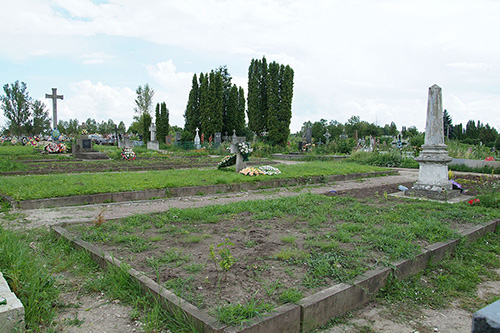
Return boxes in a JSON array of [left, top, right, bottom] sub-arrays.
[[50, 218, 500, 332], [0, 271, 25, 332], [11, 170, 396, 210]]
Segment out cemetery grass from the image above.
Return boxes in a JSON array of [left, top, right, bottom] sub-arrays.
[[0, 225, 198, 332], [64, 182, 500, 326], [0, 161, 387, 200]]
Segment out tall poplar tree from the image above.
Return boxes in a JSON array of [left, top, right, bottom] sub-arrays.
[[236, 87, 246, 136], [184, 74, 199, 135], [198, 73, 210, 136], [247, 57, 294, 145], [157, 102, 169, 143]]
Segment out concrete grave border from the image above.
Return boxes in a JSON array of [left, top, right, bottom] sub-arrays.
[[51, 217, 500, 332], [6, 170, 396, 210]]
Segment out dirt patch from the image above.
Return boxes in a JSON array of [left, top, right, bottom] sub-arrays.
[[63, 182, 490, 320]]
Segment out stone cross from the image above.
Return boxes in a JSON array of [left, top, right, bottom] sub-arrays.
[[45, 88, 63, 129], [149, 123, 156, 142], [324, 130, 331, 143]]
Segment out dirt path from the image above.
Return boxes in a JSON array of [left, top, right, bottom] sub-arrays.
[[14, 169, 419, 230], [5, 168, 498, 332]]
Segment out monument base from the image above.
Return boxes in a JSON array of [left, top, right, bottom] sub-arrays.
[[73, 151, 109, 160], [147, 141, 159, 151], [405, 188, 461, 201]]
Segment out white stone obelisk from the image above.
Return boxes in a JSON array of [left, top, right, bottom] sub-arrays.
[[409, 84, 458, 200]]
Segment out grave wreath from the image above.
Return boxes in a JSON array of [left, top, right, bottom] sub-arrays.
[[44, 142, 67, 153], [121, 147, 136, 161], [217, 154, 236, 169]]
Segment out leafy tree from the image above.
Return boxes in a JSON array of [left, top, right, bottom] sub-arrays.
[[465, 120, 478, 139], [1, 81, 32, 136], [134, 83, 155, 115], [117, 121, 126, 134], [30, 100, 51, 135], [134, 83, 154, 140], [85, 118, 98, 133], [198, 73, 210, 136], [142, 112, 152, 142]]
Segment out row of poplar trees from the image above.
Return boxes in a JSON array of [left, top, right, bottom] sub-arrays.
[[184, 66, 246, 139], [248, 56, 294, 146], [184, 57, 294, 146]]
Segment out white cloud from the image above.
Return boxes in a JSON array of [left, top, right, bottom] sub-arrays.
[[1, 0, 500, 133], [80, 52, 116, 64], [60, 80, 135, 127]]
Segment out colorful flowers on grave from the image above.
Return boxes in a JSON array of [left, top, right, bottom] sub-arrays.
[[217, 154, 236, 169], [239, 167, 265, 176], [485, 156, 495, 161], [29, 138, 38, 147], [44, 142, 67, 153], [81, 129, 88, 135], [468, 198, 480, 205], [450, 179, 463, 192], [121, 147, 136, 160], [258, 165, 281, 175], [238, 142, 253, 161]]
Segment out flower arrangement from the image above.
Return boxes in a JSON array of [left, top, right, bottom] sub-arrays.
[[29, 138, 38, 147], [450, 179, 464, 193], [81, 129, 88, 135], [238, 142, 253, 161], [44, 142, 67, 153], [121, 147, 136, 160], [258, 165, 281, 175], [468, 198, 480, 205], [302, 143, 315, 152], [217, 154, 236, 169], [485, 156, 495, 161], [239, 167, 264, 176]]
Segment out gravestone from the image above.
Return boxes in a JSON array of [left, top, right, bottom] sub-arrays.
[[230, 133, 247, 172], [353, 130, 358, 142], [73, 134, 108, 159], [166, 135, 173, 145], [194, 128, 201, 149], [147, 123, 159, 150], [305, 127, 312, 144], [407, 85, 459, 200], [214, 132, 221, 146], [175, 132, 181, 142]]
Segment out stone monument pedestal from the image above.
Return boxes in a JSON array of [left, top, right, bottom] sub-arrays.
[[147, 141, 159, 150], [73, 135, 108, 160], [406, 85, 460, 200]]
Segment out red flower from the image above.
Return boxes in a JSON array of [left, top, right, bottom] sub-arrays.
[[485, 156, 495, 161], [468, 198, 480, 205]]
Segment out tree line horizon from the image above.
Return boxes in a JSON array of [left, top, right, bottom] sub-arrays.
[[1, 58, 498, 148]]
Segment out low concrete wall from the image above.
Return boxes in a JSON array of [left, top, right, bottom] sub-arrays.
[[271, 154, 348, 161], [13, 170, 396, 210], [450, 158, 500, 169], [51, 217, 500, 332]]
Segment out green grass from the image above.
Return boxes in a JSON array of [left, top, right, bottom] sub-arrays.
[[377, 230, 500, 315], [214, 297, 274, 326], [0, 161, 387, 200], [0, 227, 198, 332]]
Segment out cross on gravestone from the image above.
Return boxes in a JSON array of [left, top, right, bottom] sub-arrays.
[[45, 88, 63, 129], [149, 123, 156, 142], [324, 130, 331, 143]]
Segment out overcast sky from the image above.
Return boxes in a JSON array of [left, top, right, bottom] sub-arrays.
[[1, 0, 499, 134]]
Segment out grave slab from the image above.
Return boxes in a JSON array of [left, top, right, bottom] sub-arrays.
[[0, 271, 25, 332]]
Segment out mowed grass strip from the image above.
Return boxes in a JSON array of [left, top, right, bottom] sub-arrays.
[[0, 161, 386, 200]]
